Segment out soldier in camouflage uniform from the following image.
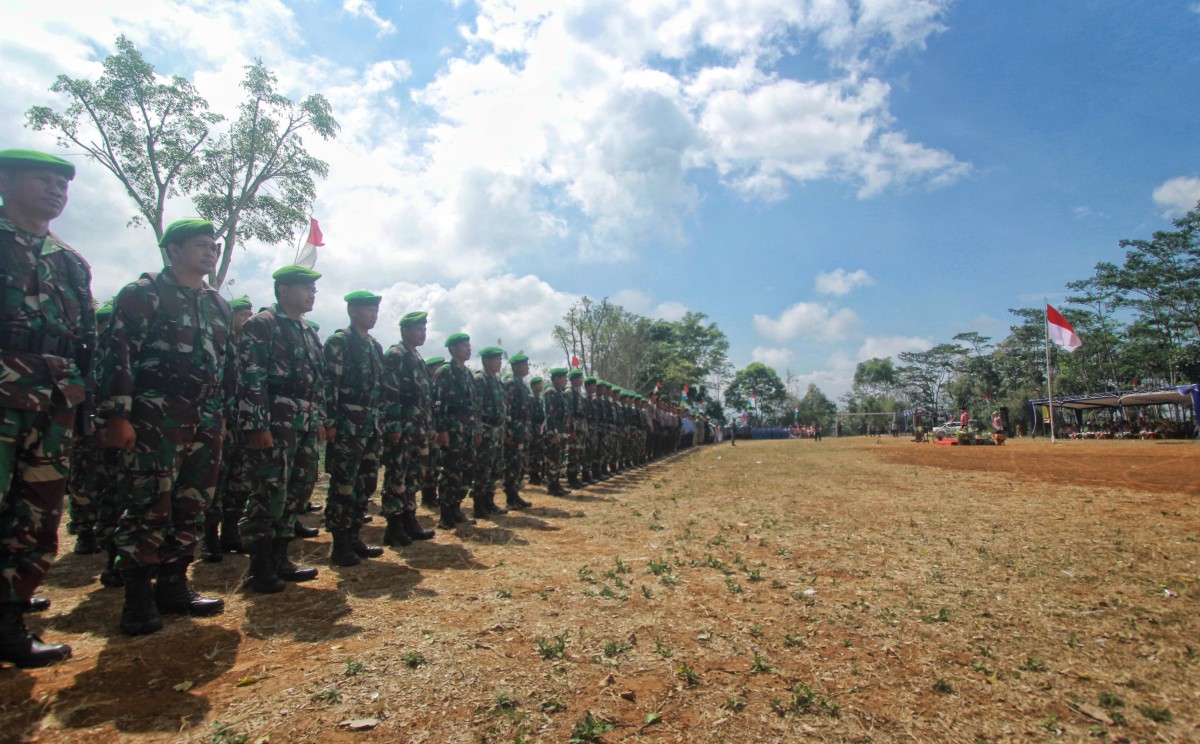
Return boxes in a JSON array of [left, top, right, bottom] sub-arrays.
[[527, 376, 546, 486], [592, 380, 613, 480], [67, 301, 113, 555], [470, 347, 508, 518], [582, 376, 601, 484], [420, 355, 446, 509], [379, 311, 437, 547], [565, 370, 588, 489], [502, 353, 533, 509], [237, 265, 326, 593], [323, 291, 386, 567], [542, 368, 572, 497], [0, 150, 93, 667], [290, 317, 324, 539], [202, 296, 255, 562], [432, 333, 480, 529]]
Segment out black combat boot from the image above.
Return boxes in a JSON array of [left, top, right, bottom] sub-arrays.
[[505, 487, 532, 510], [485, 492, 508, 515], [99, 542, 124, 588], [420, 487, 439, 510], [438, 503, 458, 530], [329, 531, 361, 567], [120, 566, 164, 636], [73, 528, 101, 555], [201, 517, 222, 563], [454, 501, 476, 525], [293, 521, 319, 538], [0, 602, 71, 668], [246, 540, 285, 594], [472, 495, 492, 520], [350, 528, 384, 558], [23, 596, 51, 613], [401, 511, 435, 540], [275, 538, 319, 581], [527, 471, 544, 486], [567, 473, 584, 489], [155, 559, 224, 616], [547, 480, 570, 497], [383, 514, 413, 547], [219, 513, 243, 554]]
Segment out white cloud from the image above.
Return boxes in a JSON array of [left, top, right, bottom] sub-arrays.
[[753, 302, 860, 342], [815, 268, 875, 296], [611, 289, 652, 313], [1152, 176, 1200, 218], [751, 346, 793, 370], [856, 335, 931, 361], [651, 301, 689, 322], [343, 0, 396, 36]]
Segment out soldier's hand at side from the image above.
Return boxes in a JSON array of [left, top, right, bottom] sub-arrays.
[[388, 432, 402, 444], [324, 426, 337, 444], [437, 431, 449, 447], [248, 430, 273, 450], [473, 434, 482, 446], [317, 427, 327, 444], [105, 416, 137, 452]]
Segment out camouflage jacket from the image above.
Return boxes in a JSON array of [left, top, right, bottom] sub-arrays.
[[432, 361, 479, 436], [237, 304, 327, 432], [504, 376, 532, 441], [383, 344, 433, 438], [324, 328, 384, 433], [585, 392, 601, 429], [0, 214, 94, 416], [530, 388, 545, 431], [474, 370, 507, 430], [568, 386, 588, 433], [97, 269, 234, 434], [543, 386, 570, 436]]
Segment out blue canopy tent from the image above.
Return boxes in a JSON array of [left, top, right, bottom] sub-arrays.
[[1028, 385, 1200, 438]]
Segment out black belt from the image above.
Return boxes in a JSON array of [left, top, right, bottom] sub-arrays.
[[0, 327, 78, 358], [140, 376, 218, 399], [482, 415, 502, 426], [271, 382, 313, 399]]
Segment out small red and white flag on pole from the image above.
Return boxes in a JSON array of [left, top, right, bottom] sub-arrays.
[[295, 218, 324, 269], [1046, 304, 1082, 352]]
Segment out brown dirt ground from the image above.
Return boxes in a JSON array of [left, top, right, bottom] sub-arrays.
[[2, 437, 1197, 743]]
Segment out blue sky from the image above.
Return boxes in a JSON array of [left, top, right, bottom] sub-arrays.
[[2, 1, 1198, 400]]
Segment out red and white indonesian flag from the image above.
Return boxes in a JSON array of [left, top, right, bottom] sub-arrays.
[[295, 218, 324, 269], [1046, 304, 1082, 352]]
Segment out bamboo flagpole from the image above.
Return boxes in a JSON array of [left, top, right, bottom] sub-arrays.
[[1044, 302, 1083, 444], [1044, 300, 1056, 443]]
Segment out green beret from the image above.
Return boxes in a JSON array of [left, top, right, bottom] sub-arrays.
[[597, 380, 610, 389], [343, 290, 381, 306], [584, 376, 597, 385], [272, 264, 322, 284], [549, 367, 568, 378], [479, 346, 504, 359], [530, 376, 543, 385], [230, 297, 252, 312], [445, 332, 470, 347], [612, 387, 623, 395], [159, 219, 214, 249], [0, 149, 75, 180], [509, 352, 529, 364], [305, 319, 320, 332], [425, 356, 445, 367], [400, 311, 428, 327], [568, 369, 583, 379], [95, 301, 115, 321]]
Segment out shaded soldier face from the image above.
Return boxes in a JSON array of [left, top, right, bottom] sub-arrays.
[[585, 382, 597, 396], [279, 281, 318, 314], [402, 321, 427, 347], [570, 376, 583, 390], [349, 303, 379, 331], [232, 308, 253, 334], [511, 360, 529, 379], [0, 168, 69, 223], [168, 234, 220, 277], [449, 340, 471, 363], [531, 381, 544, 394], [553, 375, 568, 390], [483, 355, 502, 375]]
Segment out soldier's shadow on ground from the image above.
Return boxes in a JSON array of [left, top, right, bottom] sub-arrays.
[[552, 492, 617, 504], [52, 623, 241, 733], [41, 549, 106, 589], [457, 524, 529, 546], [45, 583, 125, 639], [0, 667, 38, 739], [401, 541, 489, 571], [241, 586, 360, 642], [523, 506, 584, 520], [494, 513, 562, 531], [332, 560, 424, 601]]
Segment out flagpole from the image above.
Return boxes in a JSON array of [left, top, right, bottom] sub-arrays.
[[294, 212, 312, 264], [1045, 299, 1056, 443]]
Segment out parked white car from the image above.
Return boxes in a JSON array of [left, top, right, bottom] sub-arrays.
[[933, 421, 964, 440]]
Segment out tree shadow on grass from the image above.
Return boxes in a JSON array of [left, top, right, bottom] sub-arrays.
[[52, 623, 241, 733], [522, 506, 585, 520], [333, 561, 424, 601], [456, 524, 529, 547], [241, 586, 360, 642], [497, 514, 563, 532], [40, 549, 106, 590], [400, 541, 489, 571]]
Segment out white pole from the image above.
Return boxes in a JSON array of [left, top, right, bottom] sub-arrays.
[[1045, 300, 1056, 443]]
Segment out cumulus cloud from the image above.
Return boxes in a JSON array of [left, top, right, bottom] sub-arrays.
[[343, 0, 396, 36], [651, 301, 689, 322], [753, 302, 860, 342], [856, 335, 931, 361], [751, 346, 794, 369], [1152, 176, 1200, 218], [815, 268, 875, 296]]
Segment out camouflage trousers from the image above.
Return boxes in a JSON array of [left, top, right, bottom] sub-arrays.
[[567, 422, 587, 478], [240, 428, 320, 544], [381, 431, 428, 516], [437, 431, 475, 507], [68, 442, 122, 541], [471, 424, 504, 497], [424, 441, 441, 494], [113, 424, 222, 569], [213, 430, 252, 524], [0, 407, 73, 604], [324, 426, 380, 532], [527, 427, 545, 480], [502, 431, 528, 492], [543, 434, 565, 483]]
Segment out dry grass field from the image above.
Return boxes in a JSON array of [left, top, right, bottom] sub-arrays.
[[2, 436, 1197, 743]]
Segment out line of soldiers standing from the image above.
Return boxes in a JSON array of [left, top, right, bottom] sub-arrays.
[[0, 148, 693, 669]]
